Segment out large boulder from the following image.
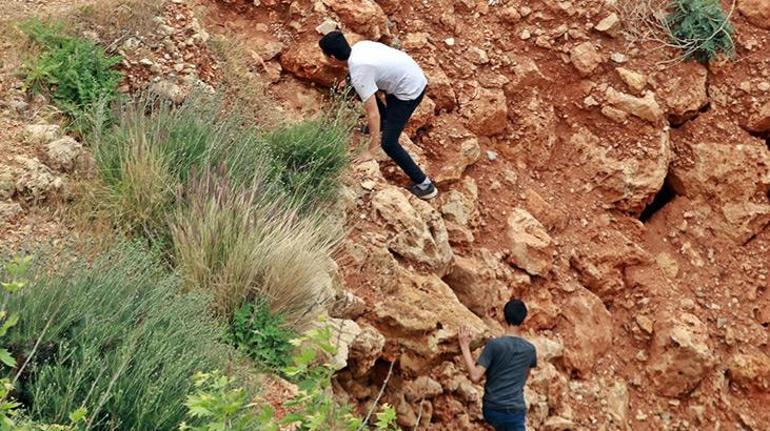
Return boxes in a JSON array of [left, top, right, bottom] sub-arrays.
[[439, 177, 479, 244], [747, 100, 770, 133], [657, 62, 709, 125], [669, 111, 770, 243], [371, 186, 453, 275], [23, 124, 61, 145], [322, 0, 389, 39], [281, 39, 345, 87], [649, 312, 713, 397], [739, 0, 770, 29], [460, 88, 508, 136], [568, 126, 671, 215], [505, 208, 554, 276], [443, 249, 514, 317], [559, 286, 613, 376], [434, 137, 480, 184]]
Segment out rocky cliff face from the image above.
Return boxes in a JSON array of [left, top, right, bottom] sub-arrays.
[[207, 0, 770, 428]]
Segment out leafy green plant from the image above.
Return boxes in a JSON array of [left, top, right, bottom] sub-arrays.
[[5, 243, 231, 430], [20, 19, 123, 132], [666, 0, 734, 63], [228, 301, 296, 369], [181, 327, 401, 431]]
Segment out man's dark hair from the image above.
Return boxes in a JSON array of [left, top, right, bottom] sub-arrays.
[[504, 299, 528, 326], [319, 31, 351, 61]]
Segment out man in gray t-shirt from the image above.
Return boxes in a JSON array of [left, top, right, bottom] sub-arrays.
[[459, 299, 537, 431]]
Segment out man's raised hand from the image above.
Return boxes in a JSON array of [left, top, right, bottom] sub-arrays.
[[458, 326, 473, 348]]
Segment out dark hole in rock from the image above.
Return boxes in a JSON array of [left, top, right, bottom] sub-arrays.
[[640, 178, 677, 223]]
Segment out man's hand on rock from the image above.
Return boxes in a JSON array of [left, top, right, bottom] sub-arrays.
[[354, 150, 374, 164], [458, 326, 473, 348]]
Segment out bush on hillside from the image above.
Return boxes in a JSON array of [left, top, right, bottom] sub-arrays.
[[666, 0, 734, 63], [5, 243, 231, 430], [21, 19, 123, 132], [228, 301, 296, 369], [170, 167, 340, 324]]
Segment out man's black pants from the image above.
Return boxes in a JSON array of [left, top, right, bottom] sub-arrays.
[[375, 89, 428, 184]]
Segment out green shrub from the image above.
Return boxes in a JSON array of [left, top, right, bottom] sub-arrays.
[[181, 327, 401, 431], [666, 0, 734, 63], [6, 243, 231, 430], [20, 19, 123, 132], [228, 301, 295, 369], [170, 168, 340, 323], [263, 116, 350, 208]]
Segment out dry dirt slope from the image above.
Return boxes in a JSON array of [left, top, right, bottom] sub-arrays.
[[203, 0, 770, 429]]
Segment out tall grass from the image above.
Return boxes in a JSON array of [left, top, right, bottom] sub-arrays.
[[170, 167, 340, 325], [6, 243, 230, 430]]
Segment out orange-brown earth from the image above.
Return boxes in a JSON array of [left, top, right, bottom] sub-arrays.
[[2, 0, 770, 429]]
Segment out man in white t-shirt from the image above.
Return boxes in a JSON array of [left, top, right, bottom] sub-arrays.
[[319, 31, 437, 199]]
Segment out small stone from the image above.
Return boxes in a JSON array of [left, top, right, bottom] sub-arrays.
[[635, 315, 654, 334], [486, 150, 498, 161], [360, 180, 376, 191], [584, 95, 600, 107], [520, 29, 531, 40], [758, 82, 770, 92], [610, 52, 628, 63], [519, 5, 532, 17], [444, 37, 455, 46], [139, 58, 154, 66], [315, 19, 338, 35], [595, 13, 621, 37]]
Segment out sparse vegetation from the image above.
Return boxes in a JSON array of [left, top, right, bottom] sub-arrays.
[[20, 19, 123, 132], [5, 243, 231, 430], [666, 0, 734, 63]]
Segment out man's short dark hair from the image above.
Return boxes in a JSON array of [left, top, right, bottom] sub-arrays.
[[504, 299, 528, 326], [319, 31, 351, 61]]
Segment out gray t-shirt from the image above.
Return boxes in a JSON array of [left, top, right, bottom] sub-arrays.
[[477, 336, 537, 411]]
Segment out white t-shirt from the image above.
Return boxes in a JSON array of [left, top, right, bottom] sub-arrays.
[[348, 41, 428, 102]]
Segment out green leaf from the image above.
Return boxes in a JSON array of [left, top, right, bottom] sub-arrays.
[[0, 348, 16, 368]]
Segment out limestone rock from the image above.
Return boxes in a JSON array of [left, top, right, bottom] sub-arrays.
[[322, 0, 389, 39], [595, 13, 621, 37], [329, 290, 366, 319], [425, 65, 456, 111], [616, 67, 647, 94], [649, 312, 713, 397], [560, 285, 613, 375], [440, 177, 478, 227], [434, 137, 480, 184], [23, 124, 61, 145], [544, 416, 575, 431], [570, 42, 602, 77], [0, 201, 24, 224], [727, 352, 770, 391], [605, 88, 663, 123], [657, 62, 709, 125], [404, 376, 443, 401], [149, 79, 188, 104], [348, 324, 386, 377], [44, 136, 83, 172], [443, 249, 512, 317], [461, 88, 508, 136], [14, 156, 63, 202], [569, 229, 649, 300], [505, 208, 553, 276], [281, 40, 345, 87], [310, 317, 361, 371], [371, 186, 453, 275], [315, 19, 338, 35], [0, 169, 14, 200], [747, 100, 770, 132], [569, 126, 671, 215], [529, 335, 564, 363], [607, 380, 629, 425], [739, 0, 770, 29], [669, 111, 770, 243]]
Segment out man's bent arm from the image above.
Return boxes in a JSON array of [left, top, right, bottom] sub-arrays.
[[363, 95, 381, 152], [460, 343, 486, 383]]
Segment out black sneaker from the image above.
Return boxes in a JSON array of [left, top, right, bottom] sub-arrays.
[[409, 183, 438, 200]]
